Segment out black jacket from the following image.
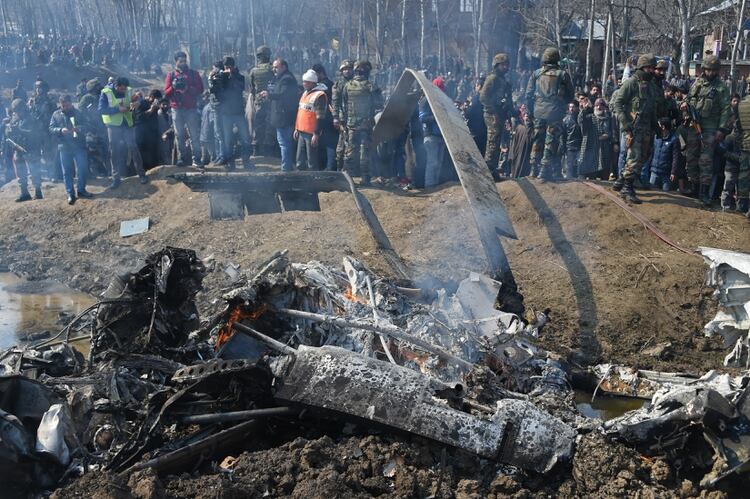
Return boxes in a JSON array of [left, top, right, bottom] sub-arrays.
[[562, 112, 582, 151], [209, 69, 246, 115], [49, 107, 89, 150], [269, 70, 299, 128]]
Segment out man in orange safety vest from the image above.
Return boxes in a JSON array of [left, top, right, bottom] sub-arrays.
[[294, 69, 329, 170]]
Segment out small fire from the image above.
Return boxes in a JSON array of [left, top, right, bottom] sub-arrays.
[[216, 303, 268, 349], [343, 286, 368, 305]]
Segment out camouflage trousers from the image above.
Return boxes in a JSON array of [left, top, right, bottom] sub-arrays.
[[681, 126, 701, 182], [13, 152, 41, 191], [484, 114, 502, 172], [723, 153, 750, 204], [622, 130, 653, 182], [345, 128, 371, 178], [530, 120, 563, 178], [336, 126, 348, 171], [252, 102, 274, 154], [698, 129, 718, 186]]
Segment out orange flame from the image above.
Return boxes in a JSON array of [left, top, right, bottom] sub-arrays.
[[343, 286, 368, 304], [216, 303, 268, 349]]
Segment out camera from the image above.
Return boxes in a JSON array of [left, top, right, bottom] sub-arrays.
[[173, 74, 187, 90]]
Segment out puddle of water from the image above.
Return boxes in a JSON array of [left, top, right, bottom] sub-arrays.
[[0, 273, 96, 349], [574, 389, 648, 421]]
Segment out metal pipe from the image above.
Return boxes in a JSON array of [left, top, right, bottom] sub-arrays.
[[179, 406, 297, 425], [276, 308, 475, 370], [232, 323, 296, 355]]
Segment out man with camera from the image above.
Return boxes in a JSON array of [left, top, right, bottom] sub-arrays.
[[164, 50, 203, 167], [209, 56, 253, 169]]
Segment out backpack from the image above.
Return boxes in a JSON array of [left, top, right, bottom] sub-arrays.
[[533, 67, 564, 104]]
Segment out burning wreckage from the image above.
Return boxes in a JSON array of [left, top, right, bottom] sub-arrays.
[[1, 246, 749, 496]]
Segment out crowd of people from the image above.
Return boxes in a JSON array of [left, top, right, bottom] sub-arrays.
[[468, 48, 748, 218], [1, 42, 748, 220], [0, 34, 169, 72]]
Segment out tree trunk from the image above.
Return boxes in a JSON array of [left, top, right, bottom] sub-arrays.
[[419, 0, 425, 67], [239, 0, 248, 69], [554, 0, 562, 50], [731, 0, 747, 92], [677, 0, 690, 76], [375, 0, 382, 65], [435, 0, 443, 72], [473, 0, 485, 75], [584, 0, 596, 83], [250, 0, 257, 62], [401, 0, 408, 65], [602, 10, 611, 84]]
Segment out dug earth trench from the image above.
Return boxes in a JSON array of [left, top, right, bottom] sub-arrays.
[[2, 162, 747, 374]]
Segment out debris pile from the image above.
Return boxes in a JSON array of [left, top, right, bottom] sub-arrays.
[[0, 247, 748, 496]]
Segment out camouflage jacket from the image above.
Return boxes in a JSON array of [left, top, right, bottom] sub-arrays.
[[341, 76, 383, 130], [687, 76, 731, 131], [611, 71, 659, 133], [479, 70, 513, 118]]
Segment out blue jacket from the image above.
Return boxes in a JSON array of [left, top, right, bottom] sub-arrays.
[[418, 97, 441, 138], [646, 132, 679, 177]]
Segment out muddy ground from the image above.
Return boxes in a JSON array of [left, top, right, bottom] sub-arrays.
[[2, 160, 749, 498]]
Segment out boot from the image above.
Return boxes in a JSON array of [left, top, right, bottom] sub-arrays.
[[360, 175, 371, 187], [738, 198, 749, 214], [699, 184, 712, 208], [612, 176, 625, 192], [34, 187, 43, 200], [620, 179, 642, 204], [720, 191, 735, 212], [110, 177, 121, 190], [15, 187, 31, 202]]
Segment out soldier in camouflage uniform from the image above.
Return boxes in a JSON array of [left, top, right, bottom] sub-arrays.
[[721, 95, 750, 216], [332, 60, 354, 171], [687, 55, 731, 206], [28, 79, 59, 181], [612, 53, 660, 203], [341, 60, 383, 186], [480, 52, 513, 178], [249, 45, 274, 155], [524, 47, 574, 180], [6, 99, 41, 202]]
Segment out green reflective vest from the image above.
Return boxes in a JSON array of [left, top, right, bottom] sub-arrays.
[[101, 86, 134, 127]]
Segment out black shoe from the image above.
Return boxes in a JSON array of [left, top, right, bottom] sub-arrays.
[[360, 175, 371, 187], [699, 185, 712, 207], [77, 190, 94, 199], [15, 191, 32, 202], [612, 177, 625, 192], [139, 175, 148, 184], [176, 159, 185, 167], [34, 188, 43, 200], [620, 181, 642, 204], [110, 178, 121, 190], [67, 194, 76, 205], [738, 198, 749, 214]]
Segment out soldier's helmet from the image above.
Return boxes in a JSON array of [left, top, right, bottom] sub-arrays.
[[703, 55, 721, 70], [35, 79, 49, 93], [492, 53, 509, 66], [339, 59, 354, 71], [11, 98, 26, 113], [256, 45, 271, 58], [86, 78, 101, 92], [542, 47, 560, 64], [354, 60, 372, 73], [655, 59, 669, 70], [636, 53, 657, 69]]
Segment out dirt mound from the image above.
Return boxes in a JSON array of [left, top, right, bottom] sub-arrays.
[[0, 63, 152, 95], [1, 164, 748, 374]]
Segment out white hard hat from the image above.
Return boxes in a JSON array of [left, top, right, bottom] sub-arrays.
[[303, 69, 318, 83]]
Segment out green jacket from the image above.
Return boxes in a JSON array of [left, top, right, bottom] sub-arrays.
[[611, 71, 659, 133], [524, 64, 573, 122], [687, 75, 730, 131], [480, 69, 513, 118], [332, 75, 352, 123], [341, 76, 383, 130], [249, 62, 273, 97]]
